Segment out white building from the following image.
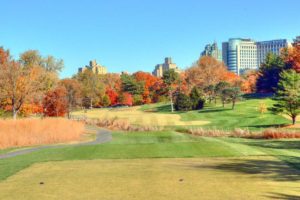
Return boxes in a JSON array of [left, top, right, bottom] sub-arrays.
[[223, 38, 288, 75]]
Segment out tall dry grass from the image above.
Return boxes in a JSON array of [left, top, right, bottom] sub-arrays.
[[0, 118, 85, 149], [85, 118, 163, 132]]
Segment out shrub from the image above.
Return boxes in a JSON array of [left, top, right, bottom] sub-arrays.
[[174, 93, 192, 111], [133, 95, 144, 105], [0, 118, 85, 149], [190, 87, 205, 110]]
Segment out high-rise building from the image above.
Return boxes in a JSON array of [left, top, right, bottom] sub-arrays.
[[78, 60, 107, 75], [222, 38, 257, 75], [294, 36, 300, 46], [152, 57, 181, 77], [222, 38, 288, 75], [257, 39, 288, 65], [201, 42, 222, 61]]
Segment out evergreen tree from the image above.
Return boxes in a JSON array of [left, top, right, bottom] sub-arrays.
[[174, 93, 192, 111], [256, 53, 287, 93], [190, 87, 205, 110], [272, 70, 300, 125]]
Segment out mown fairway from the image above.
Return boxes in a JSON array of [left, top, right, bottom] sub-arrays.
[[73, 106, 209, 126], [142, 97, 292, 130], [73, 97, 292, 131], [0, 131, 300, 199]]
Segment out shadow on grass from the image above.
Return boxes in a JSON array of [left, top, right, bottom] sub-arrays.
[[245, 124, 289, 129], [265, 193, 300, 200], [246, 140, 300, 151], [198, 108, 231, 113], [197, 158, 300, 182]]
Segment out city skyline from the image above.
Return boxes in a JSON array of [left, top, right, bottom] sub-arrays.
[[1, 0, 299, 78]]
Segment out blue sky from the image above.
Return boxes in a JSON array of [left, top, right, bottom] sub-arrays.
[[1, 0, 299, 78]]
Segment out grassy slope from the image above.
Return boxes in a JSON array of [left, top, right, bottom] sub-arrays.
[[141, 98, 291, 131], [1, 131, 299, 182]]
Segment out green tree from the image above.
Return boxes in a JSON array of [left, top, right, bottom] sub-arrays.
[[189, 86, 205, 110], [215, 81, 230, 106], [256, 53, 287, 93], [174, 93, 192, 111], [76, 70, 104, 109], [204, 85, 216, 104], [272, 70, 300, 125], [133, 95, 143, 105], [163, 69, 179, 112], [121, 74, 144, 95], [101, 95, 111, 107]]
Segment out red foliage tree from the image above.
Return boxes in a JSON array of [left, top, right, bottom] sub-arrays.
[[43, 86, 68, 117], [118, 92, 133, 106], [106, 87, 118, 105], [133, 71, 160, 103]]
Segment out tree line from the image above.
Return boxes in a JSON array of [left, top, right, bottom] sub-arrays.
[[0, 38, 299, 124]]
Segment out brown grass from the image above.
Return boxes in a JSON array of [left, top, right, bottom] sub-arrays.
[[0, 118, 85, 149], [187, 128, 255, 138], [85, 118, 163, 132], [262, 129, 300, 139]]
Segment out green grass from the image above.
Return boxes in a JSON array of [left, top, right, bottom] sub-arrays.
[[141, 98, 292, 131], [1, 131, 300, 181], [1, 157, 299, 200], [0, 131, 300, 199]]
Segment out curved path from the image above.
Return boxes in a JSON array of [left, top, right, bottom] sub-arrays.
[[0, 126, 112, 160]]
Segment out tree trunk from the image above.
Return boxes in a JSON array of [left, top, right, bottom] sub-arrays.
[[13, 110, 18, 120], [292, 116, 296, 125], [170, 91, 174, 113], [90, 98, 93, 109], [232, 100, 236, 110]]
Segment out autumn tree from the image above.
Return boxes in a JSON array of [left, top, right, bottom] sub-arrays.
[[43, 86, 68, 117], [241, 70, 259, 93], [133, 71, 159, 103], [0, 48, 44, 119], [76, 70, 105, 108], [19, 50, 63, 93], [282, 45, 300, 73], [272, 70, 300, 125], [106, 88, 118, 105], [59, 79, 82, 118], [118, 92, 133, 106], [163, 69, 179, 112], [185, 56, 227, 89]]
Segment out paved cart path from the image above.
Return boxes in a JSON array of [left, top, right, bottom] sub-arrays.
[[0, 127, 112, 159]]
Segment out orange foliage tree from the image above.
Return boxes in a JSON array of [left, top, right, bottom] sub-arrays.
[[0, 48, 45, 119], [133, 71, 159, 103], [241, 70, 259, 93], [282, 45, 300, 73], [185, 56, 227, 89], [43, 86, 68, 117]]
